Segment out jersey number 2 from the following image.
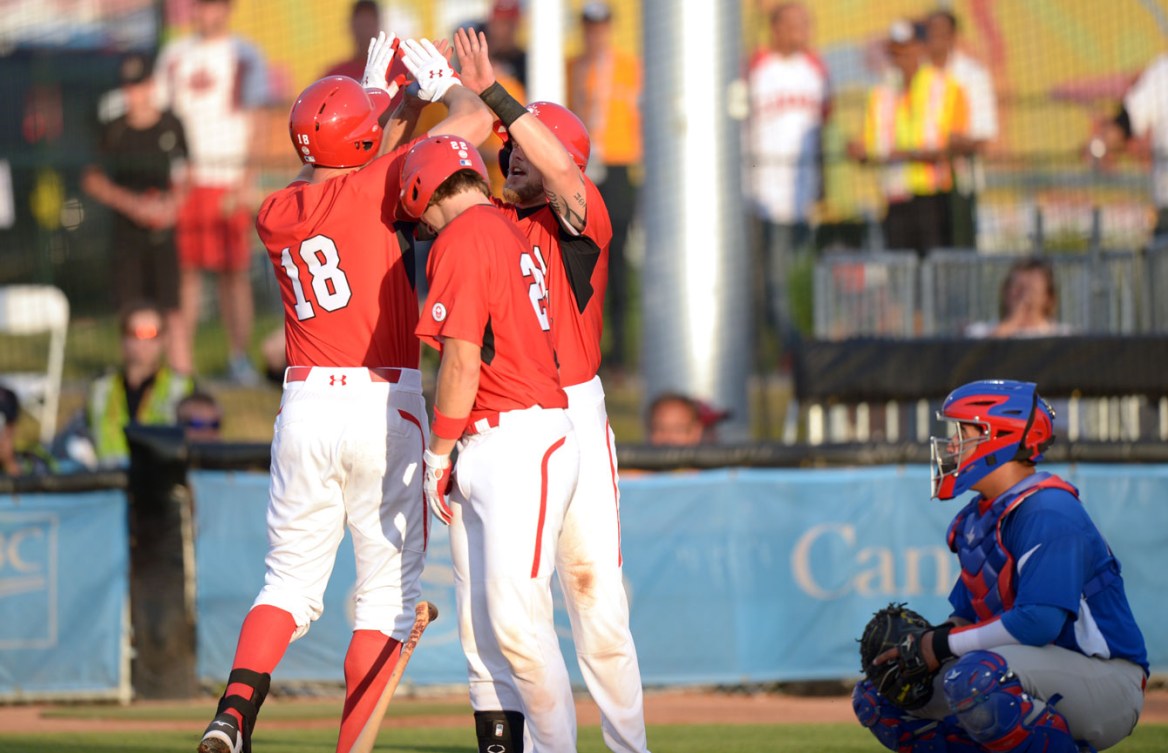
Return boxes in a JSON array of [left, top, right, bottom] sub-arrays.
[[520, 247, 550, 331], [280, 235, 352, 320]]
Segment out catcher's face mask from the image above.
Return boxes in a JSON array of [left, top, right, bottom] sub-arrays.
[[930, 420, 988, 499]]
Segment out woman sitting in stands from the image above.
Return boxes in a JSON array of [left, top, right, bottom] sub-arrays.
[[965, 258, 1075, 338]]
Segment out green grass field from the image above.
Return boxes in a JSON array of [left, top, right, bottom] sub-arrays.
[[2, 723, 1166, 753], [3, 698, 1165, 753], [0, 725, 867, 753]]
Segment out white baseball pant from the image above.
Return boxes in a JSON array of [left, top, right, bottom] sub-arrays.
[[254, 367, 429, 643], [447, 405, 581, 752], [559, 375, 649, 753]]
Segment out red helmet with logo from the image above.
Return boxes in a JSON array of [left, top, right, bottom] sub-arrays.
[[495, 101, 591, 173], [398, 135, 490, 220], [288, 76, 389, 169]]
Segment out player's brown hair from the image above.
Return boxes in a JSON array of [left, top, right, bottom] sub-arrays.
[[999, 257, 1058, 319], [427, 169, 491, 209]]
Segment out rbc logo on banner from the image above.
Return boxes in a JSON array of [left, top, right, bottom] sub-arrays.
[[0, 513, 56, 648]]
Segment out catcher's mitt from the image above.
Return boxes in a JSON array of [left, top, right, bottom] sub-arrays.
[[858, 602, 936, 711]]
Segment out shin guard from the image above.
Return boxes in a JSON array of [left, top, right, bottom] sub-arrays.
[[853, 679, 981, 753], [942, 651, 1077, 753]]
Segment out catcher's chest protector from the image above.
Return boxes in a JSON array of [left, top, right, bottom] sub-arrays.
[[946, 473, 1079, 621]]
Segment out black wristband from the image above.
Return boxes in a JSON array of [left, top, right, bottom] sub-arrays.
[[931, 624, 956, 663], [480, 82, 528, 129]]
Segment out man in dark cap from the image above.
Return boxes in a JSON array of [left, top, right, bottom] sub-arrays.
[[83, 52, 191, 374]]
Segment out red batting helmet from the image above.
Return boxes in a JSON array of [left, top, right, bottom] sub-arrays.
[[398, 135, 490, 220], [289, 76, 389, 169], [495, 101, 591, 172]]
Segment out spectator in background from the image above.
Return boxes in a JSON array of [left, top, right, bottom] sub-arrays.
[[83, 302, 194, 468], [0, 386, 55, 477], [82, 52, 191, 375], [924, 9, 997, 249], [647, 392, 727, 446], [848, 20, 970, 257], [744, 1, 829, 366], [155, 0, 269, 385], [567, 0, 642, 374], [965, 257, 1073, 338], [177, 391, 223, 442], [1095, 52, 1168, 243], [486, 0, 526, 87], [322, 0, 383, 80]]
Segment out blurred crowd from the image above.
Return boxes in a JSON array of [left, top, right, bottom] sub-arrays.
[[2, 0, 1167, 469]]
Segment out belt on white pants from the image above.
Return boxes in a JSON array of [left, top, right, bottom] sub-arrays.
[[282, 366, 422, 392]]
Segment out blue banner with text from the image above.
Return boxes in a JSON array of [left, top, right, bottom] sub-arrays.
[[191, 465, 1168, 685], [0, 490, 128, 699]]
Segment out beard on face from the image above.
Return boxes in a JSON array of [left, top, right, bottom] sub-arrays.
[[502, 173, 544, 205]]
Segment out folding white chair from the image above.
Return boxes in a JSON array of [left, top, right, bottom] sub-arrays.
[[0, 285, 69, 443]]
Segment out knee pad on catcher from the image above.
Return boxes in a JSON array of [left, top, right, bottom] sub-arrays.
[[475, 709, 525, 753], [942, 651, 1077, 753], [853, 679, 981, 753]]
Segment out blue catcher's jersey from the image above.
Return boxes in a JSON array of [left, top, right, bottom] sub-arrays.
[[948, 473, 1149, 673]]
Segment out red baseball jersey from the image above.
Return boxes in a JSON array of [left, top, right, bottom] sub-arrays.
[[416, 204, 567, 424], [494, 175, 613, 387], [257, 138, 423, 369]]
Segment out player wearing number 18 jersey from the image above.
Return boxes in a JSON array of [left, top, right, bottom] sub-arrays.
[[196, 33, 492, 753]]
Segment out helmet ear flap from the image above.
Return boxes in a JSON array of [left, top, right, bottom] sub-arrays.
[[1012, 391, 1056, 462], [498, 141, 513, 175]]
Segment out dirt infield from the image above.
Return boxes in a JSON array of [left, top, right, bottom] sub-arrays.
[[0, 687, 1165, 734]]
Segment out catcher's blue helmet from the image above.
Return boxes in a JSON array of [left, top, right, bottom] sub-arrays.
[[930, 380, 1055, 500]]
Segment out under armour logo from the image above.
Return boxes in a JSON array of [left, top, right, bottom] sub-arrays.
[[429, 71, 444, 78], [329, 374, 347, 386]]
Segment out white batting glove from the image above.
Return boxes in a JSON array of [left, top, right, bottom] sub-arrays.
[[401, 38, 458, 103], [361, 30, 401, 96], [423, 449, 454, 525]]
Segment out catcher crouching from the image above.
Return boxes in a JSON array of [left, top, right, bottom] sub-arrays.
[[852, 380, 1148, 753]]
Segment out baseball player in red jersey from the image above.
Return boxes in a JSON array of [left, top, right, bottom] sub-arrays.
[[400, 134, 581, 753], [454, 28, 650, 753], [196, 34, 492, 753]]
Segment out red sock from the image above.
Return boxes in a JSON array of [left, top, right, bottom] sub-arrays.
[[335, 630, 403, 753], [221, 605, 298, 725]]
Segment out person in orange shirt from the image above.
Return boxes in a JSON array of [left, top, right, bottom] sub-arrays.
[[847, 20, 970, 257], [567, 1, 642, 374]]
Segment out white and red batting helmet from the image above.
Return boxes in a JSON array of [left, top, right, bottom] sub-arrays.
[[289, 76, 389, 169], [495, 101, 591, 172], [398, 134, 490, 219]]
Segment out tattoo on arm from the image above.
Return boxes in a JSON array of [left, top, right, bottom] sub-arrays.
[[547, 189, 587, 232]]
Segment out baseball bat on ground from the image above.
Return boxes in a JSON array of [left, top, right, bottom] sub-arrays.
[[345, 601, 439, 753]]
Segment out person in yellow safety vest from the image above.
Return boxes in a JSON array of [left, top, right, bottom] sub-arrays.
[[848, 19, 970, 257], [86, 301, 193, 466]]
